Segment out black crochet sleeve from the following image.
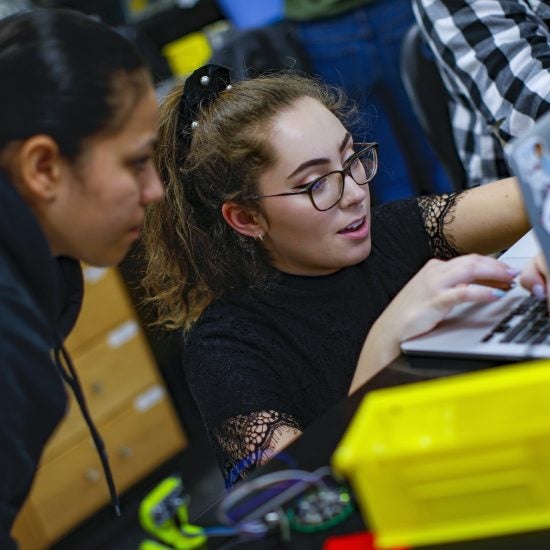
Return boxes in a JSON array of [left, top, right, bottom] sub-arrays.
[[183, 311, 307, 488], [417, 192, 464, 259], [213, 410, 303, 488]]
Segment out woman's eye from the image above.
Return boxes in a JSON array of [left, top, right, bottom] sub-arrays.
[[132, 156, 151, 173], [310, 177, 327, 193], [346, 156, 360, 169], [294, 178, 320, 191]]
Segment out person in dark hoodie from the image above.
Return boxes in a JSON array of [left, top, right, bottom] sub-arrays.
[[0, 9, 163, 548]]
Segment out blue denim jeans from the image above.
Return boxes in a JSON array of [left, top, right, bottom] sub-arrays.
[[296, 0, 452, 203]]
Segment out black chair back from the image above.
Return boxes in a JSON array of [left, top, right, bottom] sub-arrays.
[[400, 25, 467, 192]]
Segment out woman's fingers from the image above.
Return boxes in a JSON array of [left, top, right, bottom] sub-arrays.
[[380, 254, 523, 347], [422, 254, 518, 291], [435, 282, 510, 309], [519, 254, 548, 298]]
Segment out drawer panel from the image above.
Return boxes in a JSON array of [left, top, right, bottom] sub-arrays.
[[11, 504, 46, 550], [43, 321, 159, 461], [30, 388, 187, 543], [65, 267, 135, 353]]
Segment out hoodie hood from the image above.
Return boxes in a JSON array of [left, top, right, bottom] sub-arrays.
[[0, 169, 83, 338], [0, 169, 120, 516]]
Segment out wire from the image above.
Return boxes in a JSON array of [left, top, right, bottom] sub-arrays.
[[54, 344, 121, 516], [218, 535, 262, 550], [196, 526, 236, 537], [222, 481, 295, 523], [218, 466, 333, 526], [178, 521, 268, 538], [211, 521, 273, 549]]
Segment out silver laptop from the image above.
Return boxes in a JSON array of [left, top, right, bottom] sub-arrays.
[[401, 112, 550, 360]]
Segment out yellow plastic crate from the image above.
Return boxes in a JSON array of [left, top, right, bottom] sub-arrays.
[[162, 32, 212, 77], [332, 360, 550, 548]]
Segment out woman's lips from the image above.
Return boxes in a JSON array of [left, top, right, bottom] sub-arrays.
[[128, 226, 141, 238], [337, 217, 369, 239]]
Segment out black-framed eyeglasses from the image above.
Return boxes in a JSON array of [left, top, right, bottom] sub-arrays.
[[252, 142, 378, 211]]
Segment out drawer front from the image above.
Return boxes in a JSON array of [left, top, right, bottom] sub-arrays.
[[65, 267, 135, 353], [11, 505, 46, 550], [30, 388, 187, 543], [43, 321, 159, 461]]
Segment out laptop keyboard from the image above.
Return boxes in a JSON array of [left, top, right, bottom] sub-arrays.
[[481, 296, 550, 345]]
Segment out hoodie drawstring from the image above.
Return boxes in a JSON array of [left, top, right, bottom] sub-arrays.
[[53, 343, 121, 516]]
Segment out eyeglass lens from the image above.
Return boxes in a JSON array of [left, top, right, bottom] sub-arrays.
[[311, 146, 377, 210]]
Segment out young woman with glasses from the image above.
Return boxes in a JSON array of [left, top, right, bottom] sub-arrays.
[[142, 66, 530, 487]]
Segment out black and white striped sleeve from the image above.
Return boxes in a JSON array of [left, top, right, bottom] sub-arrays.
[[413, 0, 550, 185]]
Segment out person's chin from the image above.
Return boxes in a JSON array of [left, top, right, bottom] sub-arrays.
[[345, 239, 372, 266], [86, 246, 130, 268]]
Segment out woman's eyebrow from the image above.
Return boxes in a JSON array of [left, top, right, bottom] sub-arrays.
[[287, 157, 330, 179], [339, 132, 352, 152], [287, 132, 352, 179]]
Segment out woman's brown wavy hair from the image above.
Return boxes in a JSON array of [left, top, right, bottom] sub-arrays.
[[141, 72, 352, 331]]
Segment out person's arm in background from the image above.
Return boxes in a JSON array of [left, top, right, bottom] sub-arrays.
[[440, 177, 530, 253], [413, 0, 550, 144]]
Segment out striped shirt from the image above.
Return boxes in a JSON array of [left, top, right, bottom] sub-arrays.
[[413, 0, 550, 186]]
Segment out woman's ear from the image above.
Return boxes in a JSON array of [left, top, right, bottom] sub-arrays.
[[13, 135, 63, 203], [221, 201, 267, 238]]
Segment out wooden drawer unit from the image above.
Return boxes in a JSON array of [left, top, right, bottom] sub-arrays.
[[28, 389, 185, 543], [43, 320, 159, 461], [65, 266, 135, 353], [12, 267, 187, 550]]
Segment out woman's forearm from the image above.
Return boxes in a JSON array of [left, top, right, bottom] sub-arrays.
[[447, 177, 530, 254], [349, 317, 400, 395]]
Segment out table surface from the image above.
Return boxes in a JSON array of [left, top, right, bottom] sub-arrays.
[[193, 354, 550, 549]]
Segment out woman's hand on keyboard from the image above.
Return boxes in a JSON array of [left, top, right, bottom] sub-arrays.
[[519, 253, 549, 300], [349, 254, 519, 393]]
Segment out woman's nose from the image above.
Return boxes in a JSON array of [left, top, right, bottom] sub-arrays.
[[339, 173, 368, 208], [142, 169, 164, 205]]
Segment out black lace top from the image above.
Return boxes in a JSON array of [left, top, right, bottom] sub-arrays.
[[183, 196, 461, 487]]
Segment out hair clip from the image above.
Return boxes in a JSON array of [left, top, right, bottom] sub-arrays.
[[178, 64, 231, 145]]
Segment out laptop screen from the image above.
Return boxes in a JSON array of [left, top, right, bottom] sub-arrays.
[[507, 112, 550, 264]]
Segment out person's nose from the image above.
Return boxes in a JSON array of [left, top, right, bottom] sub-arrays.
[[142, 168, 164, 205], [339, 173, 368, 208]]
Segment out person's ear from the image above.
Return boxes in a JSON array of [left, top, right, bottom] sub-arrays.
[[15, 135, 63, 203], [221, 201, 267, 239]]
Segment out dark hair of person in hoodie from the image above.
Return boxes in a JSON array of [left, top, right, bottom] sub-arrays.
[[0, 9, 163, 548]]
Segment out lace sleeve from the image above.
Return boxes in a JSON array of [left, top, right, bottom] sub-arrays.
[[212, 410, 303, 488], [417, 193, 465, 259]]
